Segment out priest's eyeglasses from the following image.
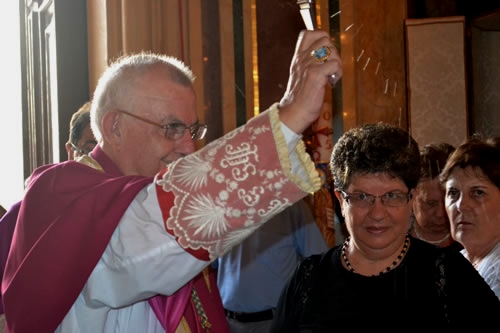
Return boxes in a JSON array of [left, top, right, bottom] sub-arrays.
[[117, 109, 207, 141], [339, 191, 411, 208]]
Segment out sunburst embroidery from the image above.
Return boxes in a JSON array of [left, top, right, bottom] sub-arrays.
[[156, 106, 319, 260]]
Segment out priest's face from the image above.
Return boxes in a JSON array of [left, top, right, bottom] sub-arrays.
[[109, 76, 200, 177]]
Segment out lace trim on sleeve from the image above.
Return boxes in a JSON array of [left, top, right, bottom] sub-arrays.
[[269, 104, 321, 194]]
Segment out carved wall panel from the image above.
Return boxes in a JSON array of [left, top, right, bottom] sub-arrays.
[[405, 16, 468, 147]]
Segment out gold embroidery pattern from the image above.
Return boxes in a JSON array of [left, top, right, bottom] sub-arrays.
[[191, 287, 211, 331]]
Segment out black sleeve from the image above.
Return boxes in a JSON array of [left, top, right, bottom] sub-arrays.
[[270, 255, 322, 333]]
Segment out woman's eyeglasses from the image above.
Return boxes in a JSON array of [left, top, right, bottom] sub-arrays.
[[339, 190, 411, 208]]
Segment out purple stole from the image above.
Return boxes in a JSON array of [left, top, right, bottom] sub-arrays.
[[1, 146, 200, 332]]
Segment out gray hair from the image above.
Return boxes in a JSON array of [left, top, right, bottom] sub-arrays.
[[90, 53, 195, 143]]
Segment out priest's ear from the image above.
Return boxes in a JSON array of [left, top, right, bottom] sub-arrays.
[[101, 110, 122, 144]]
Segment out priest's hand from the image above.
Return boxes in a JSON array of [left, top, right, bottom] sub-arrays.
[[278, 29, 342, 135]]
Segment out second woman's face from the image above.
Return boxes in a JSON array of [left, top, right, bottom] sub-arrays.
[[339, 172, 413, 251], [444, 166, 500, 249]]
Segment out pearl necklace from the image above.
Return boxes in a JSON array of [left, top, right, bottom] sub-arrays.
[[414, 227, 450, 246], [341, 234, 410, 276]]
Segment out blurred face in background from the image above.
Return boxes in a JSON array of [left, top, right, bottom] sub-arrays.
[[66, 124, 97, 160], [412, 177, 450, 234]]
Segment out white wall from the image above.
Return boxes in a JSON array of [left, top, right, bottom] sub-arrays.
[[0, 2, 24, 210]]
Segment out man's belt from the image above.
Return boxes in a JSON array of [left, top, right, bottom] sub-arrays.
[[224, 308, 274, 323]]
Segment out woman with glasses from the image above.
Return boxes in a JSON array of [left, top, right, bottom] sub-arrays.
[[271, 122, 499, 332]]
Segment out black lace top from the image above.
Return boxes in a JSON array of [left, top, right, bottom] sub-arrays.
[[270, 236, 500, 332]]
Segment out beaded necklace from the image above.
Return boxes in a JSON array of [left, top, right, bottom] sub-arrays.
[[341, 234, 411, 276]]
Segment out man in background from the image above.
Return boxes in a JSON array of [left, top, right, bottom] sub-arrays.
[[217, 197, 329, 333], [65, 101, 98, 160]]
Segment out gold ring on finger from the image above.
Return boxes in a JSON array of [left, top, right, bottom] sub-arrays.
[[311, 46, 331, 63]]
